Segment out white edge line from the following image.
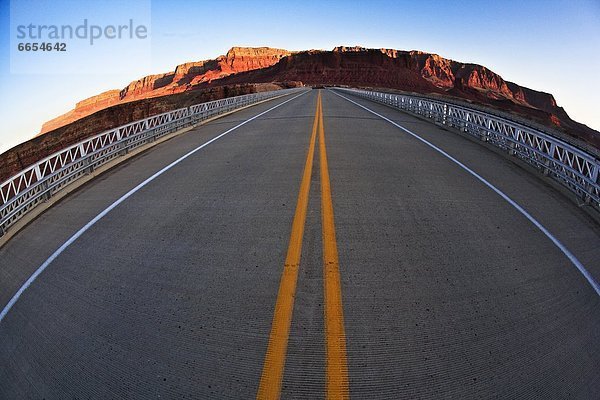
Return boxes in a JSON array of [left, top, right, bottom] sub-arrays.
[[330, 89, 600, 297], [0, 90, 309, 323]]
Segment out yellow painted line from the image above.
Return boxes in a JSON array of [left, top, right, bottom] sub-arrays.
[[318, 92, 350, 399], [257, 92, 322, 399]]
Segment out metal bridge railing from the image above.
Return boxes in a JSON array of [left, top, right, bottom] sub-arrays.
[[337, 88, 600, 211], [0, 88, 303, 237]]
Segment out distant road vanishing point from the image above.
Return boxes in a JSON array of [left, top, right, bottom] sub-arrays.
[[1, 89, 599, 399]]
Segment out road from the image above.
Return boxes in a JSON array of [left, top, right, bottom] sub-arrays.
[[1, 89, 599, 399]]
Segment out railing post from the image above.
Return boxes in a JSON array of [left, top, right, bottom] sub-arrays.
[[119, 140, 129, 156], [442, 104, 448, 125], [584, 183, 594, 205], [542, 144, 557, 175], [480, 126, 488, 142], [592, 165, 599, 186], [84, 156, 94, 174], [78, 143, 87, 158], [542, 158, 552, 176], [34, 165, 43, 182], [42, 180, 51, 201]]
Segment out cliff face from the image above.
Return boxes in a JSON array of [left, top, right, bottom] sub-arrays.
[[212, 46, 596, 146], [40, 47, 292, 134], [36, 45, 598, 150], [224, 47, 292, 72], [221, 49, 445, 94], [330, 47, 553, 111], [40, 89, 122, 133], [116, 47, 292, 99]]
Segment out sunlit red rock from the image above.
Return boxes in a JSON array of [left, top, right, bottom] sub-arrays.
[[32, 45, 599, 160], [39, 47, 292, 135]]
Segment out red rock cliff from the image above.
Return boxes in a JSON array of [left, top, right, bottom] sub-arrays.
[[38, 45, 598, 150], [40, 47, 292, 134]]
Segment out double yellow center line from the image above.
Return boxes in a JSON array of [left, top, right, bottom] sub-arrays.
[[257, 91, 349, 399], [318, 92, 350, 400]]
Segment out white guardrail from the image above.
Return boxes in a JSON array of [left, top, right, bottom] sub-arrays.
[[336, 88, 600, 211], [0, 88, 303, 237]]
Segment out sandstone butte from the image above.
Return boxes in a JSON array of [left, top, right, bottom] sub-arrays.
[[39, 47, 294, 134], [1, 46, 598, 182]]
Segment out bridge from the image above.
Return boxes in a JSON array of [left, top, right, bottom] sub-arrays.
[[1, 88, 599, 398]]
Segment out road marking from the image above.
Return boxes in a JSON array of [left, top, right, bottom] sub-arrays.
[[0, 90, 309, 324], [257, 92, 320, 399], [318, 92, 350, 399], [331, 89, 600, 297]]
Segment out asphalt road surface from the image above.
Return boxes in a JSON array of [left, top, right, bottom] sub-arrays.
[[1, 89, 599, 399]]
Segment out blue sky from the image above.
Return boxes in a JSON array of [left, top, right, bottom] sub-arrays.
[[0, 0, 599, 154]]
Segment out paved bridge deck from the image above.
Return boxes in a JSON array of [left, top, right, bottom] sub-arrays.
[[1, 89, 599, 399]]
